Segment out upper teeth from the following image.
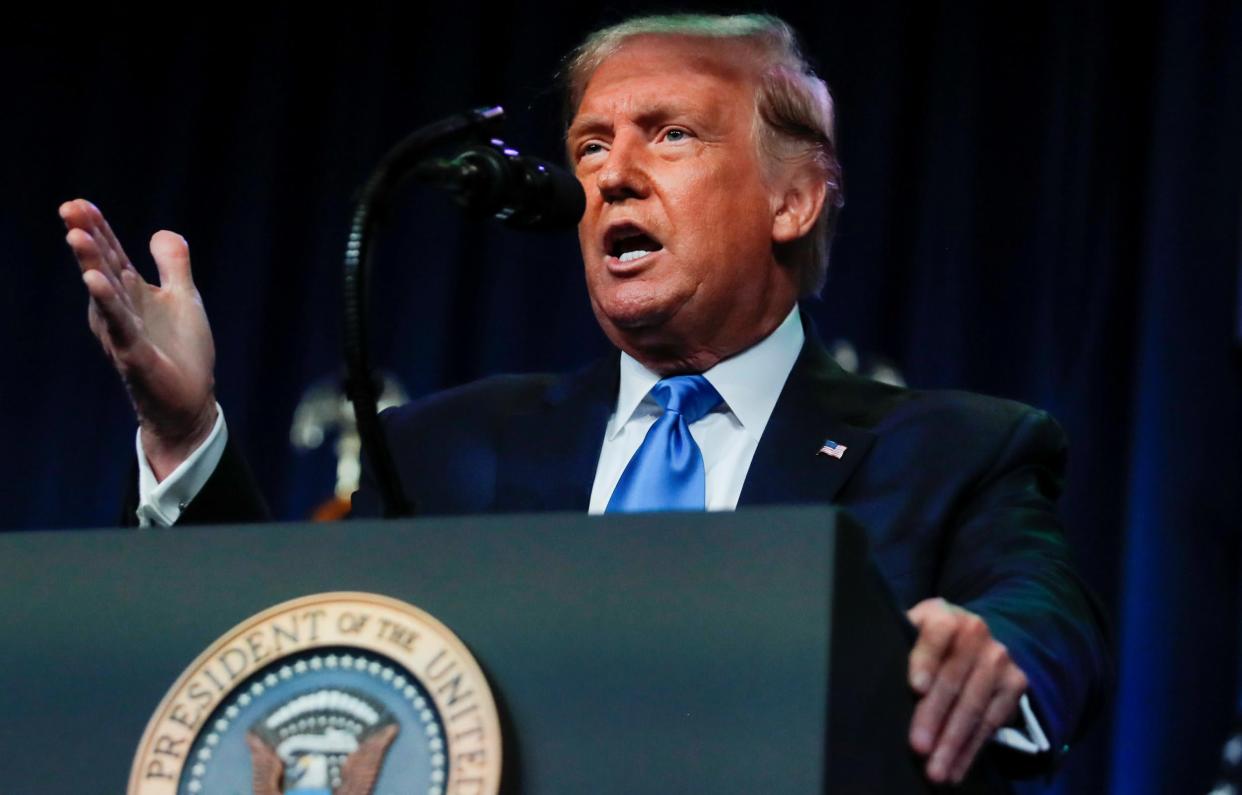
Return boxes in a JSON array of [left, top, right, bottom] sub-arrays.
[[618, 250, 652, 263]]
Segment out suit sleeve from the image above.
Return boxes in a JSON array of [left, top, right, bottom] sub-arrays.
[[937, 408, 1112, 773], [121, 434, 270, 526]]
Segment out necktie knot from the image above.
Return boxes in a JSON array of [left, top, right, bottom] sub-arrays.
[[650, 375, 721, 424], [605, 375, 720, 513]]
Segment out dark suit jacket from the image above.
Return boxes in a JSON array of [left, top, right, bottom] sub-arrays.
[[175, 331, 1110, 776]]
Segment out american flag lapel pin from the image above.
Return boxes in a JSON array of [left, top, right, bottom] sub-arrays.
[[817, 439, 847, 459]]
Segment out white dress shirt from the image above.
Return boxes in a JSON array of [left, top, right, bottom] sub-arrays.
[[135, 304, 1048, 755], [589, 305, 804, 513]]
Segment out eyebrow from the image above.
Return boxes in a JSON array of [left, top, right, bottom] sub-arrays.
[[567, 102, 713, 141], [566, 114, 613, 141]]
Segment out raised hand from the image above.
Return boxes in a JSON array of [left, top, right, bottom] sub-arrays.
[[906, 597, 1030, 784], [61, 199, 218, 480]]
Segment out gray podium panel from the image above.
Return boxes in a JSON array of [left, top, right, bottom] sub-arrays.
[[0, 506, 951, 793]]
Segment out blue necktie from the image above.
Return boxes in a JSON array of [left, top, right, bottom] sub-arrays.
[[606, 375, 723, 513]]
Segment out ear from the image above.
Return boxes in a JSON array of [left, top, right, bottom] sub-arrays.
[[771, 166, 827, 244]]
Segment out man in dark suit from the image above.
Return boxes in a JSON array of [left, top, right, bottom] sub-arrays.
[[61, 13, 1107, 786]]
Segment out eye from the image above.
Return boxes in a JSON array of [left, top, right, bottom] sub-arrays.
[[577, 140, 607, 161], [661, 127, 694, 143]]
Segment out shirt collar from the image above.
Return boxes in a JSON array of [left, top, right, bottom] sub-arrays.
[[609, 305, 805, 441]]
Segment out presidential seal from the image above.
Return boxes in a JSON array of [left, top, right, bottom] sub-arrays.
[[129, 592, 502, 795]]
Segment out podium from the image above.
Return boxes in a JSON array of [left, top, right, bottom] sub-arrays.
[[0, 506, 1002, 793]]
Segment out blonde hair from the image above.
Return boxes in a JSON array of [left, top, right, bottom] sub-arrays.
[[563, 14, 844, 296]]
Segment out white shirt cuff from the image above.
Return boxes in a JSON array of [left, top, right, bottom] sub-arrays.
[[993, 693, 1052, 754], [135, 404, 228, 527]]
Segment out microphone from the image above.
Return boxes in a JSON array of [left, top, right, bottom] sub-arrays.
[[346, 111, 582, 517], [416, 140, 586, 231]]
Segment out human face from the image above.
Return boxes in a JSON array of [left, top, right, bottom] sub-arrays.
[[568, 36, 800, 373]]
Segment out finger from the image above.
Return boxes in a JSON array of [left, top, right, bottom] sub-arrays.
[[909, 640, 977, 758], [68, 201, 153, 311], [949, 696, 1023, 785], [83, 268, 117, 338], [906, 596, 946, 625], [66, 227, 126, 299], [85, 271, 125, 350], [948, 715, 995, 785], [78, 200, 122, 274], [149, 230, 193, 290], [948, 700, 1018, 785], [81, 199, 135, 273], [59, 198, 94, 231], [946, 656, 1025, 783], [58, 199, 79, 226], [908, 611, 989, 755], [907, 599, 955, 694], [62, 199, 125, 282], [119, 267, 147, 311], [82, 270, 141, 349], [926, 648, 1000, 781], [69, 226, 139, 317]]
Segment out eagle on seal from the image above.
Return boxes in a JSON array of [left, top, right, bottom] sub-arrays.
[[244, 686, 401, 795], [246, 723, 398, 795]]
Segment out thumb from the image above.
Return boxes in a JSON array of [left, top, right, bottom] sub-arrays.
[[149, 230, 193, 289]]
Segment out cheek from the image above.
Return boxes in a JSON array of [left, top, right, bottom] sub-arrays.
[[671, 174, 771, 263], [577, 225, 593, 261], [578, 212, 607, 285], [577, 198, 600, 250]]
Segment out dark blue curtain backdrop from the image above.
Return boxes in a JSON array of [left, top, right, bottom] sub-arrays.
[[3, 1, 1239, 792]]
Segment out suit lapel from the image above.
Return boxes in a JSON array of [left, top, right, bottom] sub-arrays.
[[738, 336, 876, 508], [494, 353, 618, 512], [492, 328, 876, 512]]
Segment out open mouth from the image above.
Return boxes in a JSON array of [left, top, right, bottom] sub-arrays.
[[605, 223, 664, 264]]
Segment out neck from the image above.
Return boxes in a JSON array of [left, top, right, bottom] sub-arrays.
[[624, 301, 798, 375]]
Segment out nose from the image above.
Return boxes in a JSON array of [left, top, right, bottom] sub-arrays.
[[596, 131, 650, 203]]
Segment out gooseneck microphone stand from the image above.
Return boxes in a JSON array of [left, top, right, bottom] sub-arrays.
[[342, 106, 584, 518]]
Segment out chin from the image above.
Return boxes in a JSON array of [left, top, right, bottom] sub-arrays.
[[591, 284, 683, 331], [607, 307, 671, 331]]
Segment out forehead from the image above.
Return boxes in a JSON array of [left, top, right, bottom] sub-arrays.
[[571, 35, 760, 125]]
